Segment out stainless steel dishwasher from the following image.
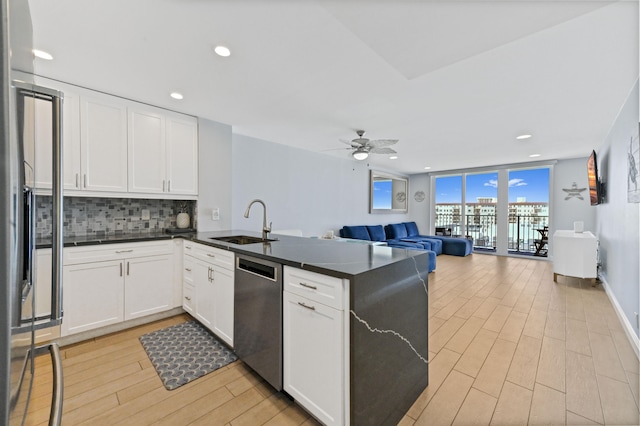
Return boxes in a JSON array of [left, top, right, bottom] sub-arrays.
[[234, 254, 283, 390]]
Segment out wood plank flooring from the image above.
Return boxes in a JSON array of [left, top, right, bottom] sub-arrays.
[[26, 254, 640, 425]]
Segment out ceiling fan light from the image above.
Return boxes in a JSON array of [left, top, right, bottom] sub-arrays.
[[353, 149, 368, 160]]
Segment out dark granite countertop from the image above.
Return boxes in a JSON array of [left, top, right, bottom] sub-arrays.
[[37, 229, 427, 279]]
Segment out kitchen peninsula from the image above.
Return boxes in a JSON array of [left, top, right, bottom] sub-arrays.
[[40, 230, 430, 425]]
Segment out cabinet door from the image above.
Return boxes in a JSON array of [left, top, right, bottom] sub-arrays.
[[128, 107, 166, 194], [194, 260, 215, 330], [212, 266, 234, 347], [61, 260, 124, 336], [166, 114, 198, 195], [80, 95, 128, 192], [62, 91, 82, 190], [283, 291, 344, 426], [124, 254, 173, 320]]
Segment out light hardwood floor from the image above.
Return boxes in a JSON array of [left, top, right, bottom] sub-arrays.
[[26, 254, 640, 425]]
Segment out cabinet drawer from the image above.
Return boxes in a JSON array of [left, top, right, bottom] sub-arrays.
[[183, 256, 194, 283], [64, 240, 172, 265], [183, 241, 234, 270], [183, 282, 195, 314], [284, 267, 344, 310]]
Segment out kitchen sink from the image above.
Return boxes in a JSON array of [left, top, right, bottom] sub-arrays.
[[210, 235, 277, 245]]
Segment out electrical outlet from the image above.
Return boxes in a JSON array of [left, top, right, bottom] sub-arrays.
[[141, 209, 150, 220], [211, 208, 220, 221]]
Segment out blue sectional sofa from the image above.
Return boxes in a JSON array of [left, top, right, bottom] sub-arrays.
[[385, 222, 473, 257], [339, 225, 437, 272]]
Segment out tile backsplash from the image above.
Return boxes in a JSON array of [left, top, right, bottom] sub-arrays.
[[36, 196, 197, 238]]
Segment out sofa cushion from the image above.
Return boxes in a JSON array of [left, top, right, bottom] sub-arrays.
[[341, 225, 371, 241], [404, 221, 420, 236], [428, 236, 473, 256], [385, 223, 408, 239], [366, 225, 386, 242]]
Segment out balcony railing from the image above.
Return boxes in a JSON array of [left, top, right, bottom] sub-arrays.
[[434, 212, 549, 255]]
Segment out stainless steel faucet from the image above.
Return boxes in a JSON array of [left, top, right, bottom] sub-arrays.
[[244, 199, 271, 240]]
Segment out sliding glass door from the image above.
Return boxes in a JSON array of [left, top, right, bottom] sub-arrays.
[[433, 166, 551, 256], [507, 168, 550, 255], [465, 172, 498, 252]]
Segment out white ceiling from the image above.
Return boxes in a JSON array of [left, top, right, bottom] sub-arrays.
[[27, 0, 638, 175]]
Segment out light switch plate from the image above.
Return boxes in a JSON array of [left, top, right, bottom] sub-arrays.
[[212, 208, 220, 221], [141, 209, 150, 220]]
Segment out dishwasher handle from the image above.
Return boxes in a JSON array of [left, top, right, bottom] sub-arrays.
[[237, 257, 278, 282]]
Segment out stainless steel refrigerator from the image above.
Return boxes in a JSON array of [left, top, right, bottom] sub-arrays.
[[1, 0, 64, 424]]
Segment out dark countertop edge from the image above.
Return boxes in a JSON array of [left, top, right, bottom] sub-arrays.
[[37, 230, 429, 280]]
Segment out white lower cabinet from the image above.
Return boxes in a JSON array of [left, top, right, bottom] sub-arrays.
[[193, 259, 215, 330], [283, 267, 346, 426], [124, 254, 173, 320], [212, 266, 234, 346], [62, 260, 124, 335], [62, 241, 174, 336], [183, 241, 234, 347]]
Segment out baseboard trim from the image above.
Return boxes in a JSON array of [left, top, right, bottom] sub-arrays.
[[54, 307, 185, 347], [600, 276, 640, 359]]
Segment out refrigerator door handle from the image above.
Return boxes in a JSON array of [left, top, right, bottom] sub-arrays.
[[50, 93, 63, 322], [34, 343, 64, 426]]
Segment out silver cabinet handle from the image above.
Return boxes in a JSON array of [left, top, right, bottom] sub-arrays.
[[83, 174, 87, 188], [298, 302, 316, 311], [299, 282, 317, 290], [185, 268, 192, 272], [185, 296, 191, 301], [207, 253, 216, 258], [185, 246, 192, 250], [127, 261, 130, 276], [115, 249, 134, 253], [75, 173, 79, 188], [168, 180, 171, 192], [120, 263, 123, 277]]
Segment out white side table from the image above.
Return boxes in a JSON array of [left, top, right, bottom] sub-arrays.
[[552, 230, 598, 283]]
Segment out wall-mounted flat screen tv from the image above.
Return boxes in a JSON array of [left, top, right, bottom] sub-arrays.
[[587, 150, 600, 205]]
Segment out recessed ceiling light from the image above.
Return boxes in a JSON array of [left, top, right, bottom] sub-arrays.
[[33, 49, 53, 60], [529, 154, 541, 158], [424, 166, 431, 170], [170, 92, 184, 100], [389, 156, 398, 160], [516, 134, 532, 140], [214, 45, 231, 57]]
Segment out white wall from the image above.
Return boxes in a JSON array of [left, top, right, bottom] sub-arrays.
[[197, 118, 233, 232], [552, 158, 596, 236], [408, 173, 430, 233], [231, 134, 411, 237], [595, 80, 640, 339]]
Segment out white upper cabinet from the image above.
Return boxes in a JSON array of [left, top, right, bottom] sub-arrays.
[[62, 91, 82, 190], [166, 113, 198, 196], [30, 75, 198, 198], [128, 106, 166, 194], [81, 95, 129, 192], [128, 106, 198, 196], [30, 86, 81, 191]]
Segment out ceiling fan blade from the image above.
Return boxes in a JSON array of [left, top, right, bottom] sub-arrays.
[[321, 147, 352, 152], [367, 139, 398, 148], [370, 147, 397, 154], [340, 138, 361, 148]]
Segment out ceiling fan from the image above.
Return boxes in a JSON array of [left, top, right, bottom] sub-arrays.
[[339, 130, 398, 160]]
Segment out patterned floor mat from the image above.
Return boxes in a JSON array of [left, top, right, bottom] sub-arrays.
[[139, 321, 238, 390]]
